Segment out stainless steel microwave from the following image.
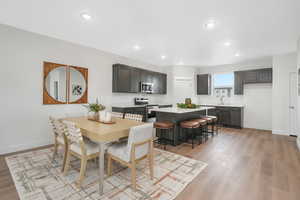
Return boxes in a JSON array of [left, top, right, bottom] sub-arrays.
[[140, 82, 153, 93]]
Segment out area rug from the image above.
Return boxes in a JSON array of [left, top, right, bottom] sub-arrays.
[[5, 147, 207, 200]]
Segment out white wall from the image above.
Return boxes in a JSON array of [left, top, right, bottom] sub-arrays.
[[272, 52, 298, 135], [197, 58, 273, 130], [167, 66, 199, 105], [0, 24, 170, 154], [297, 39, 300, 149]]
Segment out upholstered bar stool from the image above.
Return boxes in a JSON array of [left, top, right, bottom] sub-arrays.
[[202, 116, 218, 136], [154, 121, 175, 150], [189, 118, 208, 143], [180, 120, 200, 148]]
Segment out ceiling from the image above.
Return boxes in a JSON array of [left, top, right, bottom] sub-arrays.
[[0, 0, 299, 66]]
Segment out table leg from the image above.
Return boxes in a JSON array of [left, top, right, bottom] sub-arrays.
[[98, 142, 105, 195]]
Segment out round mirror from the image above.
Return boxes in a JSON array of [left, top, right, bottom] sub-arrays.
[[45, 66, 67, 103], [69, 67, 87, 103]]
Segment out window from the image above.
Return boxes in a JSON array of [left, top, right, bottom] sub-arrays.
[[213, 73, 234, 97], [213, 73, 234, 88]]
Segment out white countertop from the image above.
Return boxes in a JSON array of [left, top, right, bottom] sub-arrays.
[[112, 103, 172, 108], [200, 104, 244, 108], [152, 106, 215, 114], [112, 104, 146, 108]]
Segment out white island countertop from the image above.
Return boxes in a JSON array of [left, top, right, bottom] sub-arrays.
[[152, 106, 215, 114]]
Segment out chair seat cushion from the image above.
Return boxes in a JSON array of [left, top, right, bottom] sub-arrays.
[[70, 139, 99, 156], [202, 117, 213, 123], [180, 120, 200, 128], [154, 121, 174, 129], [107, 142, 130, 162], [190, 119, 207, 126], [207, 115, 218, 122]]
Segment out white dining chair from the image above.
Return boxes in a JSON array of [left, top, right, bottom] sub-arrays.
[[124, 113, 143, 122], [107, 123, 154, 190], [49, 116, 68, 172], [62, 120, 99, 187]]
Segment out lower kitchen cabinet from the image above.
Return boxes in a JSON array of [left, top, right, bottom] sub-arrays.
[[208, 106, 244, 128]]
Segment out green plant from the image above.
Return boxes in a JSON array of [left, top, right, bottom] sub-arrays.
[[177, 103, 200, 109], [83, 98, 105, 113]]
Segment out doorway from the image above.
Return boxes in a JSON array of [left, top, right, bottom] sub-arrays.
[[289, 72, 298, 136]]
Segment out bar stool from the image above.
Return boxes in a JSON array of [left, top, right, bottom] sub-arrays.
[[154, 121, 175, 150], [180, 120, 200, 148], [202, 116, 218, 136], [189, 118, 208, 143]]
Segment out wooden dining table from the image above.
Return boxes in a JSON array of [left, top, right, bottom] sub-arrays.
[[62, 116, 144, 195]]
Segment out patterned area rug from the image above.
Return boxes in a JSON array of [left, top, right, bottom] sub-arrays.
[[5, 147, 207, 200]]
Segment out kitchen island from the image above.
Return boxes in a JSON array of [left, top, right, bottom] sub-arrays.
[[152, 106, 215, 145]]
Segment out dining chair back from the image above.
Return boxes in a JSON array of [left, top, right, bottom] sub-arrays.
[[127, 123, 153, 161], [124, 113, 143, 122], [62, 120, 100, 187], [49, 116, 68, 172], [63, 120, 83, 144], [107, 123, 154, 190]]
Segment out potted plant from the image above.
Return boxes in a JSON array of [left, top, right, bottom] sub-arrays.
[[83, 98, 105, 121]]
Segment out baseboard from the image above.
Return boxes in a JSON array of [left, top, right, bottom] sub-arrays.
[[272, 130, 289, 136], [0, 140, 52, 155]]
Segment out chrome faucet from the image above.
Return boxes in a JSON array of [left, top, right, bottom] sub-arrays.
[[220, 96, 225, 105]]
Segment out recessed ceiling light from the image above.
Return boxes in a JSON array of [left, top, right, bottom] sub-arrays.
[[203, 20, 216, 30], [80, 12, 92, 21], [80, 13, 92, 21], [235, 53, 240, 57], [161, 55, 166, 60], [224, 42, 231, 46], [133, 45, 141, 51]]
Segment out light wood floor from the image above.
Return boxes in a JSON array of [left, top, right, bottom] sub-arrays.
[[1, 128, 300, 200]]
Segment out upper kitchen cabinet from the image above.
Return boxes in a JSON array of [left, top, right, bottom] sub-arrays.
[[234, 68, 272, 95], [197, 74, 211, 95], [153, 72, 167, 94], [234, 71, 244, 95], [257, 68, 272, 83], [112, 64, 132, 93], [112, 64, 167, 94]]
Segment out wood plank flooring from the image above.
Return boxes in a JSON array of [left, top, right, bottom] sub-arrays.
[[1, 128, 300, 200]]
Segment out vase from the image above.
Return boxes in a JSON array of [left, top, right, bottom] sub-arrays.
[[88, 112, 99, 121]]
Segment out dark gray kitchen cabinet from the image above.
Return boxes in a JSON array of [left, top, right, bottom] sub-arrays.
[[234, 71, 244, 95], [112, 64, 167, 94], [244, 70, 258, 83], [161, 74, 167, 94], [130, 67, 141, 93], [219, 108, 231, 126], [112, 64, 132, 93], [230, 108, 242, 127], [206, 106, 244, 128], [197, 74, 211, 95], [153, 73, 167, 94], [234, 68, 272, 95], [257, 68, 272, 83]]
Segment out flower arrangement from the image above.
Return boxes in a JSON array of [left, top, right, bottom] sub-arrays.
[[177, 98, 200, 109], [83, 98, 105, 121], [83, 98, 105, 113]]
